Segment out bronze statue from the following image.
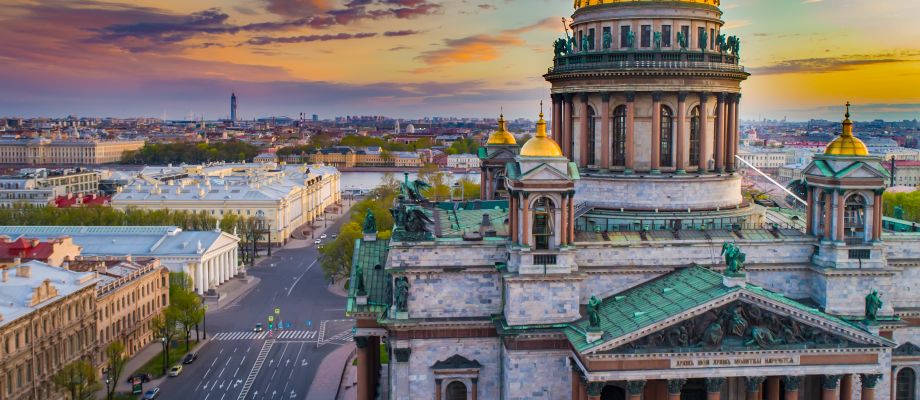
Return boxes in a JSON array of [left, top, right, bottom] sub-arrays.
[[395, 276, 410, 312], [363, 208, 377, 234], [404, 207, 433, 234], [355, 264, 366, 295], [553, 38, 571, 58], [587, 295, 601, 329], [728, 306, 748, 337], [699, 30, 708, 52], [721, 242, 746, 275], [894, 205, 905, 220], [746, 326, 780, 348], [580, 34, 590, 52], [626, 30, 635, 49], [653, 31, 662, 49], [701, 321, 725, 348], [865, 290, 883, 322], [677, 31, 687, 50], [602, 30, 613, 49], [717, 34, 727, 53]]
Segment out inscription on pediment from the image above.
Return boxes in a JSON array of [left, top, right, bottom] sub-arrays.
[[604, 301, 869, 355]]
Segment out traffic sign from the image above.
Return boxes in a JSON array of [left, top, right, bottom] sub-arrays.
[[268, 315, 274, 322], [274, 308, 281, 315]]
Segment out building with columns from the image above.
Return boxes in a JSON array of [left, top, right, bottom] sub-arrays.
[[0, 226, 240, 295], [345, 1, 920, 400]]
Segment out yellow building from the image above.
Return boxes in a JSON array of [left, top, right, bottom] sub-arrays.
[[0, 139, 145, 165], [309, 148, 356, 168]]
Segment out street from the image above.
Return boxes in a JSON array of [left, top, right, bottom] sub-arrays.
[[154, 215, 353, 400]]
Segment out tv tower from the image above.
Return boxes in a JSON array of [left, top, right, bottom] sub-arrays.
[[230, 92, 238, 122]]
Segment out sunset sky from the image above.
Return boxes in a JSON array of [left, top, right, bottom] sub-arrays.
[[1, 0, 918, 121]]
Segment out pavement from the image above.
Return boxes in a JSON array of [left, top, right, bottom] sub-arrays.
[[306, 343, 355, 400], [118, 202, 356, 400]]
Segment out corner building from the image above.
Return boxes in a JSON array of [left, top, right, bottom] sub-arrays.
[[346, 1, 920, 400]]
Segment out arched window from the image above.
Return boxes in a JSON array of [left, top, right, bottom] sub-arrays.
[[612, 106, 627, 166], [897, 368, 916, 400], [446, 381, 468, 400], [844, 194, 867, 241], [660, 106, 674, 167], [532, 197, 556, 250], [587, 106, 596, 165], [689, 106, 701, 166]]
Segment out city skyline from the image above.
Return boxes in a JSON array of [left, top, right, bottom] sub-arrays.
[[2, 0, 919, 121]]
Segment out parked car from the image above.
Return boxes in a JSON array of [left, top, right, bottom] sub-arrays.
[[126, 373, 151, 383], [168, 365, 183, 377], [320, 234, 327, 239], [142, 388, 160, 399], [314, 239, 321, 244], [331, 234, 338, 238], [182, 353, 198, 364], [254, 323, 263, 332]]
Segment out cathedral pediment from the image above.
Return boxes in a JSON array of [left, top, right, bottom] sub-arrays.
[[804, 159, 888, 180], [519, 163, 571, 182], [566, 267, 892, 356]]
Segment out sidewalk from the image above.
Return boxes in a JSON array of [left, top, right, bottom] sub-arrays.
[[108, 338, 210, 396], [336, 350, 358, 400], [206, 274, 261, 312], [305, 343, 356, 400]]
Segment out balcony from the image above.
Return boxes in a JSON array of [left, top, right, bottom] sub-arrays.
[[548, 50, 744, 74]]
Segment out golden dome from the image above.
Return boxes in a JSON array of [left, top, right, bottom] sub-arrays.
[[824, 102, 869, 157], [487, 114, 517, 145], [520, 107, 563, 158], [575, 0, 720, 10]]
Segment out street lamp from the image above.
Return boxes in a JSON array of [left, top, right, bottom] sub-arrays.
[[161, 337, 168, 376], [103, 367, 111, 400], [203, 304, 209, 340]]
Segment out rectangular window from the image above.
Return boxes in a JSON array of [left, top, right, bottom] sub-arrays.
[[681, 25, 690, 48], [662, 25, 672, 47], [697, 27, 705, 49], [588, 28, 595, 50], [620, 25, 631, 48], [710, 28, 715, 49], [578, 30, 584, 51], [641, 25, 651, 48]]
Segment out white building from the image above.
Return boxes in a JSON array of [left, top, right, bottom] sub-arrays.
[[736, 146, 792, 170], [0, 168, 99, 207], [111, 163, 341, 244], [0, 225, 239, 295], [446, 154, 481, 169]]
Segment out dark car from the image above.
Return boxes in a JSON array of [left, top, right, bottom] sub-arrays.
[[126, 373, 151, 383], [142, 387, 160, 399], [182, 353, 198, 364]]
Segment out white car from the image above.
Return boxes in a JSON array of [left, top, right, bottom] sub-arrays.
[[320, 234, 327, 239], [314, 239, 321, 244]]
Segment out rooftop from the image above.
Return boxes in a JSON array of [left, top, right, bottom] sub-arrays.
[[0, 226, 235, 257], [0, 261, 97, 328]]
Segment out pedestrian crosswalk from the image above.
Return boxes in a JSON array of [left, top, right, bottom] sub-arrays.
[[212, 330, 319, 341]]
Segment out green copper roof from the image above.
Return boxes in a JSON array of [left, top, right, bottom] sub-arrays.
[[346, 238, 390, 315]]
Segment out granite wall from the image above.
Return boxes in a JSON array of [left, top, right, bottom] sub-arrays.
[[501, 349, 572, 400], [504, 277, 581, 326], [406, 271, 502, 319]]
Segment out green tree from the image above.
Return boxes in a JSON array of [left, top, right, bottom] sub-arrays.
[[172, 289, 205, 350], [151, 308, 180, 375], [52, 360, 99, 400], [104, 341, 127, 400]]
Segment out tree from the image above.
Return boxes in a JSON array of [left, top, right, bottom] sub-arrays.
[[52, 360, 99, 400], [172, 286, 205, 350], [151, 308, 180, 375], [104, 341, 127, 400]]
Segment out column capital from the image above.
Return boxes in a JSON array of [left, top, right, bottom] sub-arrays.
[[699, 91, 711, 102], [601, 92, 611, 103], [355, 336, 370, 348], [745, 376, 766, 392], [782, 376, 802, 391], [705, 377, 725, 393], [626, 380, 646, 395], [586, 382, 605, 396], [860, 374, 882, 389], [716, 92, 727, 102], [580, 92, 590, 102], [652, 91, 663, 102], [667, 379, 687, 395], [551, 93, 561, 102], [435, 378, 443, 385], [393, 348, 411, 362], [822, 374, 842, 390], [625, 91, 636, 102], [471, 377, 478, 385], [677, 91, 688, 102], [564, 93, 575, 102]]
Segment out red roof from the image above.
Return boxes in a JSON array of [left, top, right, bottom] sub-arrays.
[[54, 193, 110, 208], [0, 238, 55, 261], [882, 161, 920, 168]]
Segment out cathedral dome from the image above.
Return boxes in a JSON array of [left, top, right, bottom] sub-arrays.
[[520, 110, 563, 157], [825, 103, 868, 157], [487, 114, 517, 145], [574, 0, 720, 9]]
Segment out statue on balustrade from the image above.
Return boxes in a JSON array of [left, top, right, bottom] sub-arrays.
[[553, 38, 571, 58], [865, 290, 883, 322], [717, 34, 727, 53], [698, 30, 708, 52], [580, 34, 590, 52], [653, 31, 662, 50], [676, 31, 688, 50], [626, 30, 635, 49], [602, 30, 613, 49], [587, 295, 602, 330]]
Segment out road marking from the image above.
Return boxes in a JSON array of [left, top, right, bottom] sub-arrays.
[[237, 339, 274, 400], [287, 260, 316, 296]]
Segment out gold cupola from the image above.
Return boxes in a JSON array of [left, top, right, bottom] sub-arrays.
[[824, 102, 869, 157], [574, 0, 720, 10], [520, 106, 563, 157], [487, 114, 517, 145]]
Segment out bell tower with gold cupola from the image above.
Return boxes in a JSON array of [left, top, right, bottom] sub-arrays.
[[479, 114, 520, 200]]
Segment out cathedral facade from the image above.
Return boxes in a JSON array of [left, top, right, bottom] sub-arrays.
[[346, 1, 920, 399]]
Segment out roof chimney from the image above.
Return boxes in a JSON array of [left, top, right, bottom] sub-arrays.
[[62, 261, 70, 271], [2, 269, 8, 283], [16, 265, 30, 278]]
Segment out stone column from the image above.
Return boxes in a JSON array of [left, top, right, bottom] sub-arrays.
[[699, 92, 711, 171], [587, 382, 604, 400], [560, 192, 568, 246], [806, 189, 814, 236], [509, 194, 517, 244], [196, 262, 204, 294], [668, 379, 687, 400], [580, 93, 590, 167], [873, 191, 883, 240], [568, 193, 576, 245], [480, 168, 487, 199], [571, 365, 581, 400], [835, 190, 846, 242], [706, 378, 725, 400], [565, 94, 575, 159], [860, 374, 881, 400], [676, 92, 688, 173], [601, 93, 611, 169], [766, 377, 780, 400], [840, 374, 853, 400], [356, 337, 371, 400], [627, 380, 646, 400], [726, 94, 737, 172], [625, 92, 636, 173], [522, 196, 530, 247], [715, 93, 725, 172], [651, 92, 662, 173], [822, 375, 841, 400], [552, 94, 561, 142], [435, 378, 443, 400], [782, 376, 801, 400], [733, 94, 741, 170], [471, 378, 478, 400], [746, 376, 766, 400], [823, 189, 833, 241]]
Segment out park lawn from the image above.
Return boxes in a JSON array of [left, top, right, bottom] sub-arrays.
[[136, 340, 198, 378]]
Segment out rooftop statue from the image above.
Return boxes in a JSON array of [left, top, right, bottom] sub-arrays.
[[580, 34, 590, 52], [721, 242, 746, 275], [400, 175, 431, 203], [717, 34, 727, 53], [677, 32, 688, 50], [603, 30, 613, 49], [553, 38, 571, 58], [865, 290, 883, 322], [362, 208, 377, 234], [894, 205, 905, 220], [626, 30, 635, 49], [699, 31, 708, 52], [395, 276, 410, 312], [355, 264, 366, 296], [587, 295, 602, 329], [653, 31, 662, 50]]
